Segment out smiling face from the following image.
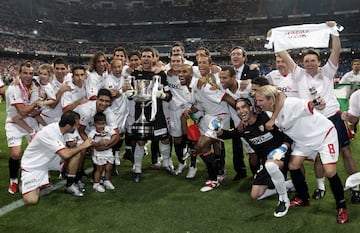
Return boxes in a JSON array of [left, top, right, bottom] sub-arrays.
[[54, 63, 68, 81], [236, 100, 254, 123], [113, 51, 127, 64], [129, 54, 141, 70], [96, 95, 111, 112], [19, 65, 34, 87], [72, 68, 86, 87], [178, 64, 193, 86], [111, 59, 123, 78], [95, 55, 107, 75], [38, 68, 51, 85], [219, 70, 235, 90], [255, 92, 273, 112], [275, 56, 289, 76], [197, 56, 211, 77], [170, 54, 183, 71], [303, 54, 320, 76], [231, 48, 246, 68]]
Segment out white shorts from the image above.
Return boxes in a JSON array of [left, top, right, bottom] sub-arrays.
[[21, 158, 61, 195], [169, 108, 183, 137], [92, 150, 115, 166], [291, 127, 339, 164], [21, 169, 49, 194], [6, 121, 37, 147]]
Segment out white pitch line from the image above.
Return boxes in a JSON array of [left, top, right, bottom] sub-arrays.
[[0, 167, 93, 218]]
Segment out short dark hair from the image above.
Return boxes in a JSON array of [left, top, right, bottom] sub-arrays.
[[235, 97, 255, 111], [71, 65, 86, 74], [252, 76, 269, 86], [97, 88, 112, 99], [19, 61, 33, 73], [59, 110, 80, 127], [141, 47, 154, 57], [196, 46, 211, 57], [53, 57, 68, 67], [94, 112, 106, 123], [221, 66, 236, 77], [230, 46, 247, 57], [128, 50, 141, 59], [113, 47, 127, 57], [304, 49, 320, 60]]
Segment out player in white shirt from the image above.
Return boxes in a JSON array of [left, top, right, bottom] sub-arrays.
[[21, 110, 93, 205], [112, 46, 130, 78], [40, 58, 72, 124], [5, 61, 42, 194], [191, 56, 235, 192], [0, 75, 5, 101], [166, 54, 195, 176], [342, 89, 360, 129], [76, 89, 120, 183], [339, 59, 360, 84], [255, 85, 348, 224], [265, 55, 298, 97], [61, 66, 88, 112], [219, 66, 258, 179], [85, 51, 108, 100], [88, 112, 118, 192], [339, 59, 360, 99], [278, 22, 359, 204], [12, 64, 56, 136], [104, 59, 130, 170], [164, 42, 194, 71]]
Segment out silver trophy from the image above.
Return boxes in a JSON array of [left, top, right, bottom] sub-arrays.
[[130, 76, 158, 140]]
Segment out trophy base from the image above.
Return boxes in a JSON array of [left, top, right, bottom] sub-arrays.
[[132, 122, 154, 140]]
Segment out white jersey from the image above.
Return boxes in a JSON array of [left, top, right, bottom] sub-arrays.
[[76, 101, 118, 135], [265, 70, 299, 97], [293, 61, 339, 117], [5, 79, 39, 127], [276, 97, 335, 147], [348, 89, 360, 117], [339, 71, 360, 84], [104, 73, 129, 132], [41, 75, 72, 124], [85, 70, 107, 99], [167, 75, 193, 111], [88, 126, 116, 157], [0, 78, 4, 87], [192, 75, 231, 134], [61, 81, 86, 111], [21, 123, 66, 171]]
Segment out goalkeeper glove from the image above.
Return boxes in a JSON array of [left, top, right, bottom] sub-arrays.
[[267, 144, 288, 160]]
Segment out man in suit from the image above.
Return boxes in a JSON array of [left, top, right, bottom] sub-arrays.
[[230, 46, 260, 180]]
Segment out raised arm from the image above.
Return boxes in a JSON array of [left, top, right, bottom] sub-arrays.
[[276, 51, 296, 73], [327, 21, 341, 66]]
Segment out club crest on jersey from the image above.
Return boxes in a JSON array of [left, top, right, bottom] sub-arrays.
[[258, 125, 264, 132]]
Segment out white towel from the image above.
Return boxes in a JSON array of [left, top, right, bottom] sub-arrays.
[[150, 76, 160, 121], [264, 23, 343, 52], [344, 172, 360, 190]]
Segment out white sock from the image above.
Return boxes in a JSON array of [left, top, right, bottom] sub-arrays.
[[10, 178, 18, 184], [134, 144, 144, 173], [159, 142, 171, 167], [257, 188, 277, 200], [265, 161, 288, 202], [316, 177, 326, 190]]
